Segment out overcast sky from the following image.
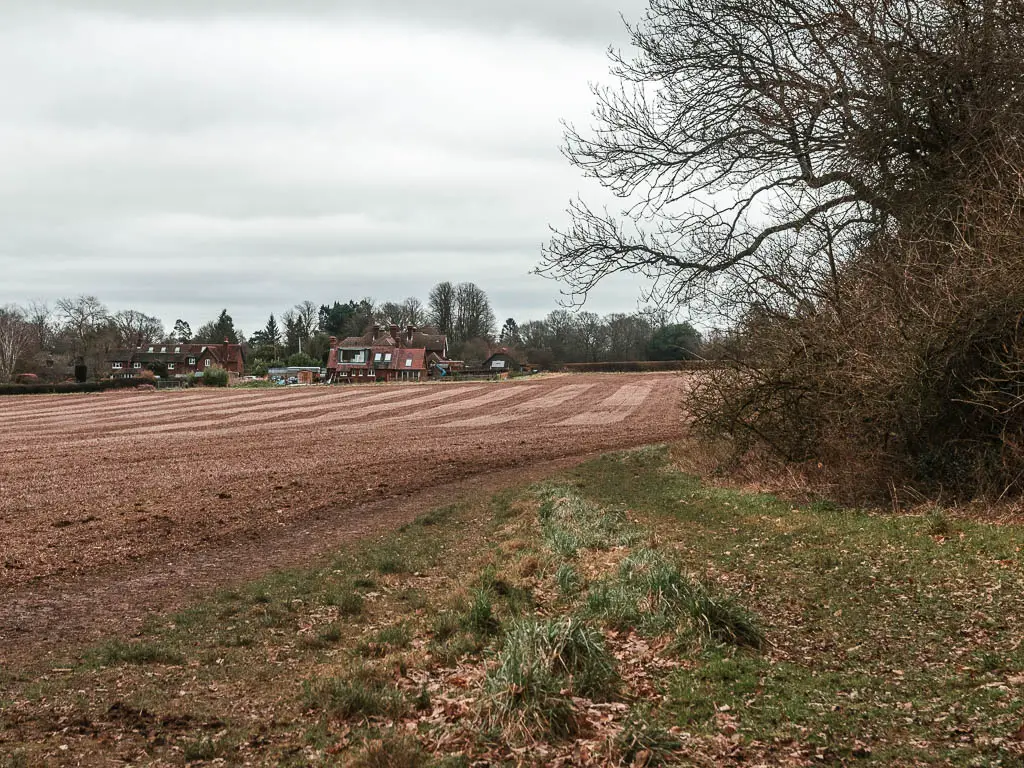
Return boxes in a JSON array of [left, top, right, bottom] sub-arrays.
[[0, 0, 651, 335]]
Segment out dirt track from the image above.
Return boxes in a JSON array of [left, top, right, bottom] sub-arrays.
[[0, 374, 685, 660]]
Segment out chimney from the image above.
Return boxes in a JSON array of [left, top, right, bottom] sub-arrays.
[[389, 324, 400, 343], [329, 336, 338, 348], [406, 325, 415, 344]]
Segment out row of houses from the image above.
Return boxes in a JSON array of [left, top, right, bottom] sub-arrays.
[[103, 325, 528, 382], [106, 341, 246, 379], [326, 324, 460, 383]]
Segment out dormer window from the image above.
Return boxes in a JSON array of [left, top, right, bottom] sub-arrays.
[[160, 346, 166, 353], [133, 362, 142, 369], [112, 362, 122, 370], [188, 357, 196, 365], [174, 346, 181, 353], [147, 346, 154, 353]]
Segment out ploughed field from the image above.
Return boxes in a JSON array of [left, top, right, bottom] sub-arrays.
[[0, 374, 683, 651]]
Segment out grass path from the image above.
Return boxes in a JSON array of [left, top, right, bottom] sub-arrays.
[[2, 445, 1022, 766]]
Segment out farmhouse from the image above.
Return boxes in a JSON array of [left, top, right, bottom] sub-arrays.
[[107, 340, 245, 379], [326, 324, 460, 383], [481, 349, 528, 373]]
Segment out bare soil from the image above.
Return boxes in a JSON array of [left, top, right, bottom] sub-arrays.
[[0, 374, 685, 661]]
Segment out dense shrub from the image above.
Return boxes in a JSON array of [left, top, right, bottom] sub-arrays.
[[692, 199, 1024, 501], [200, 365, 230, 387]]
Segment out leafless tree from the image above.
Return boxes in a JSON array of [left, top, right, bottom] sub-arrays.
[[0, 305, 35, 383], [401, 297, 426, 326], [112, 310, 164, 348], [55, 295, 111, 365], [56, 296, 109, 347], [428, 282, 457, 337], [540, 0, 1024, 499], [376, 297, 428, 328], [294, 300, 319, 337], [540, 0, 1024, 319], [26, 301, 53, 350], [454, 282, 496, 343]]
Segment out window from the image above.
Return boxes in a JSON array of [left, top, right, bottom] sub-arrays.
[[188, 357, 196, 365], [491, 359, 506, 369], [133, 362, 142, 369], [167, 363, 176, 371], [174, 346, 181, 353], [374, 352, 382, 363], [204, 359, 211, 367], [147, 346, 154, 353], [112, 362, 122, 370], [160, 346, 166, 353], [384, 353, 392, 362], [405, 358, 413, 367]]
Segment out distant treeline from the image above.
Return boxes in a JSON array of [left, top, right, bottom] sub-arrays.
[[1, 282, 704, 383]]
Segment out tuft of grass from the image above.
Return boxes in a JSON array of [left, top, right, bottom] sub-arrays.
[[462, 588, 500, 637], [926, 508, 954, 536], [302, 664, 405, 720], [585, 582, 644, 630], [484, 617, 617, 739], [430, 632, 483, 667], [218, 631, 255, 648], [355, 731, 428, 768], [536, 486, 641, 557], [586, 548, 691, 633], [357, 623, 413, 658], [88, 640, 185, 667], [615, 707, 682, 766], [327, 588, 365, 616], [414, 504, 458, 528], [687, 587, 765, 649], [431, 611, 461, 642], [366, 545, 410, 575], [300, 623, 346, 650], [555, 563, 581, 597], [318, 623, 343, 643], [583, 548, 764, 647]]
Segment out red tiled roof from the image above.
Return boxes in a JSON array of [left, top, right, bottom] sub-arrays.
[[386, 347, 426, 371]]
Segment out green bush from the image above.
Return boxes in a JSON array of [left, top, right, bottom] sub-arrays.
[[201, 365, 230, 387]]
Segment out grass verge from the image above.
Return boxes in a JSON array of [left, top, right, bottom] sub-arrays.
[[2, 445, 1022, 766]]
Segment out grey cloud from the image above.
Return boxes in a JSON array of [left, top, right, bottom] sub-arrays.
[[16, 0, 649, 42], [0, 4, 655, 332]]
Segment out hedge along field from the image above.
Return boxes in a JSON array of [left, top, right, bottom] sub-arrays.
[[562, 360, 717, 373], [0, 377, 154, 396]]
